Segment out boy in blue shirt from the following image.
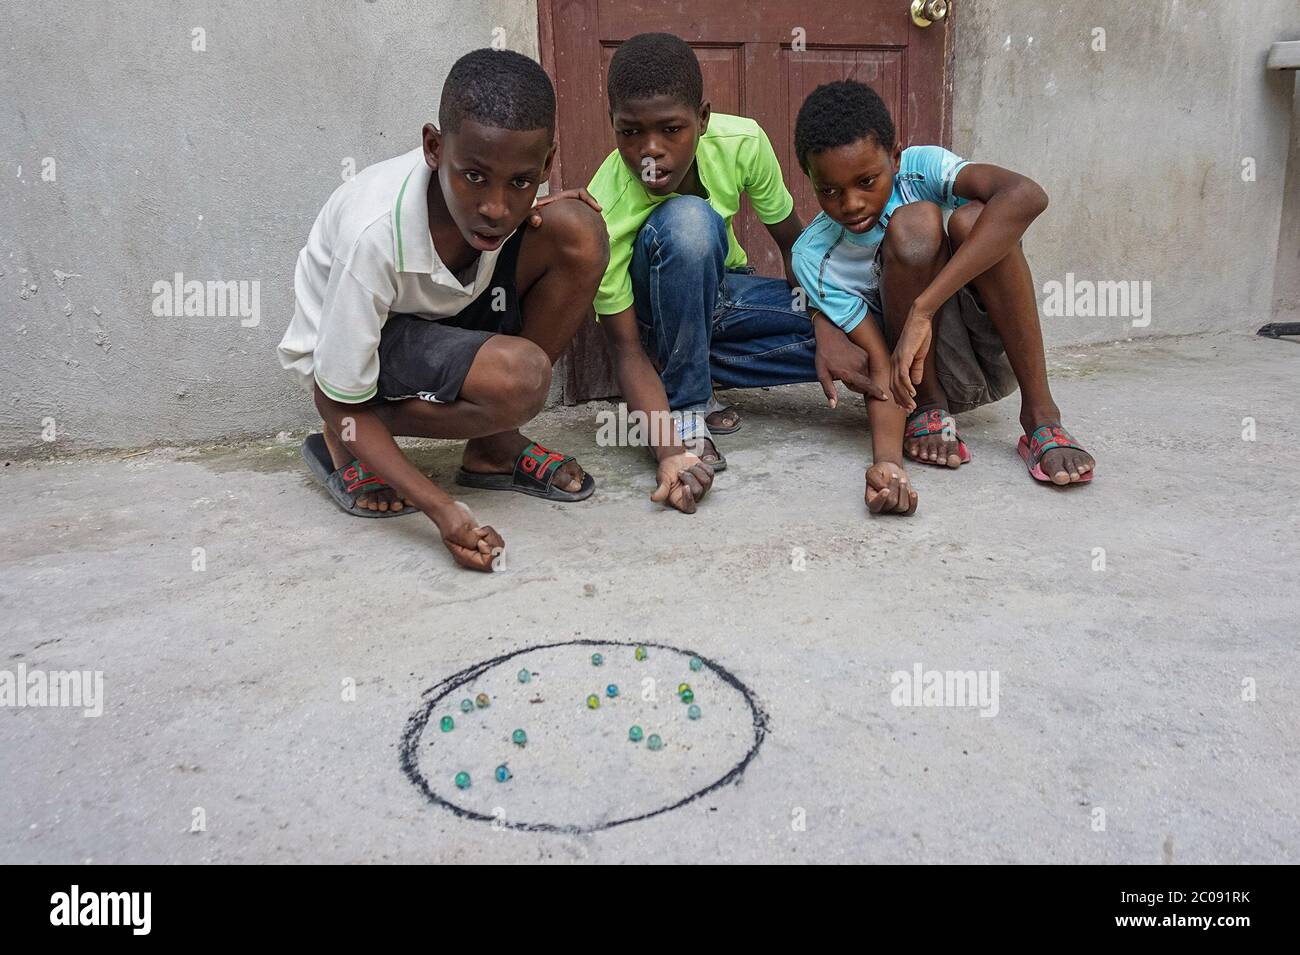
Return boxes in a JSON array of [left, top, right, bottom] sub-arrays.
[[792, 80, 1095, 511]]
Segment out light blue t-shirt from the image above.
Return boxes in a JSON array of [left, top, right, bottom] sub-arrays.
[[792, 145, 970, 333]]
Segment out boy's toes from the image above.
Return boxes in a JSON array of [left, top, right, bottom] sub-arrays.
[[1040, 448, 1092, 484], [555, 460, 585, 493]]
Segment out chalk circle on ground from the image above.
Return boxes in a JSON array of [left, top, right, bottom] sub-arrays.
[[400, 639, 768, 833]]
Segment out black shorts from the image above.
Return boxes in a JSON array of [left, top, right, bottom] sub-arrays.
[[368, 227, 525, 406]]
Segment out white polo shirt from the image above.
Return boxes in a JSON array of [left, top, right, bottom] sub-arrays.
[[278, 147, 512, 403]]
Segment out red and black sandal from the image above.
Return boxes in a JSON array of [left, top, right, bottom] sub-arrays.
[[455, 440, 595, 502], [301, 433, 418, 518], [904, 408, 972, 466], [1017, 424, 1094, 485]]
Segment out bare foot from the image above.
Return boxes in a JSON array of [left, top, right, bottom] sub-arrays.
[[321, 425, 413, 513]]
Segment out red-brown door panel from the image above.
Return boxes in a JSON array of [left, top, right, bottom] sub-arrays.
[[540, 0, 952, 401]]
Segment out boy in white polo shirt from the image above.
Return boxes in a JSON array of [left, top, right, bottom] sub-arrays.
[[277, 50, 613, 571]]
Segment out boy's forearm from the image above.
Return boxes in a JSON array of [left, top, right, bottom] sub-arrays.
[[312, 388, 455, 518], [866, 392, 907, 468], [765, 211, 803, 291], [602, 310, 685, 462], [608, 345, 686, 462], [918, 184, 1047, 313], [843, 322, 907, 466]]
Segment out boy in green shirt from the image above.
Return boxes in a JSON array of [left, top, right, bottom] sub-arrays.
[[589, 33, 872, 507]]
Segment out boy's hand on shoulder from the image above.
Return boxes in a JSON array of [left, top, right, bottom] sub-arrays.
[[434, 501, 505, 572], [890, 304, 936, 411], [651, 452, 714, 514], [528, 188, 602, 228]]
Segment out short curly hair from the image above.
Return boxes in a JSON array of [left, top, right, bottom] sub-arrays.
[[607, 33, 703, 112], [440, 49, 555, 134], [794, 80, 895, 172]]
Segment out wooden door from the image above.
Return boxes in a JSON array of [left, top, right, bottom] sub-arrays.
[[539, 0, 955, 402]]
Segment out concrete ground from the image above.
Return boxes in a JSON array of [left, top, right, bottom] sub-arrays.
[[2, 331, 1297, 863]]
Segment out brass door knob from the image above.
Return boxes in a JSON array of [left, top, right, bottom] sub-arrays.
[[911, 0, 949, 27]]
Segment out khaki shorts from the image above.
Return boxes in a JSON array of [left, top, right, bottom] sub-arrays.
[[868, 216, 1019, 414]]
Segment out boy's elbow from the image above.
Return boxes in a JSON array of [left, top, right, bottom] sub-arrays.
[[1022, 180, 1049, 216]]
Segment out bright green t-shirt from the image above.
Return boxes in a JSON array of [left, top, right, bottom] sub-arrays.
[[586, 112, 795, 316]]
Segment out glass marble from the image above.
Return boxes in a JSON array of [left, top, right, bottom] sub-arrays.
[[455, 771, 470, 789], [689, 657, 703, 672], [635, 646, 648, 661], [460, 699, 474, 713], [586, 694, 600, 709], [495, 764, 511, 783], [517, 669, 531, 683], [647, 734, 663, 751], [628, 725, 644, 742], [475, 693, 490, 709], [606, 684, 619, 698], [440, 715, 455, 733], [512, 728, 527, 746], [680, 689, 695, 704], [688, 704, 701, 720], [591, 653, 604, 666], [677, 683, 691, 695]]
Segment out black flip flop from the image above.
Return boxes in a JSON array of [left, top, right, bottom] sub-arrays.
[[705, 406, 742, 435], [301, 433, 418, 518], [455, 440, 595, 502], [683, 435, 727, 473]]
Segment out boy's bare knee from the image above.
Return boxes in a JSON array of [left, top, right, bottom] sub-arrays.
[[500, 339, 552, 417], [539, 198, 610, 275], [883, 201, 945, 268], [946, 200, 985, 248]]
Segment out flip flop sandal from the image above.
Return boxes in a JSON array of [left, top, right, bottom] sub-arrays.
[[905, 408, 972, 466], [455, 440, 595, 502], [682, 435, 727, 473], [705, 406, 742, 435], [1017, 425, 1095, 484], [301, 433, 418, 518]]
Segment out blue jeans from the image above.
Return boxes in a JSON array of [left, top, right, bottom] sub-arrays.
[[629, 195, 817, 416]]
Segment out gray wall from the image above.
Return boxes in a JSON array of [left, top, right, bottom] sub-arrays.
[[954, 0, 1299, 343], [3, 0, 1297, 450], [1, 0, 539, 451], [1273, 66, 1300, 322]]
